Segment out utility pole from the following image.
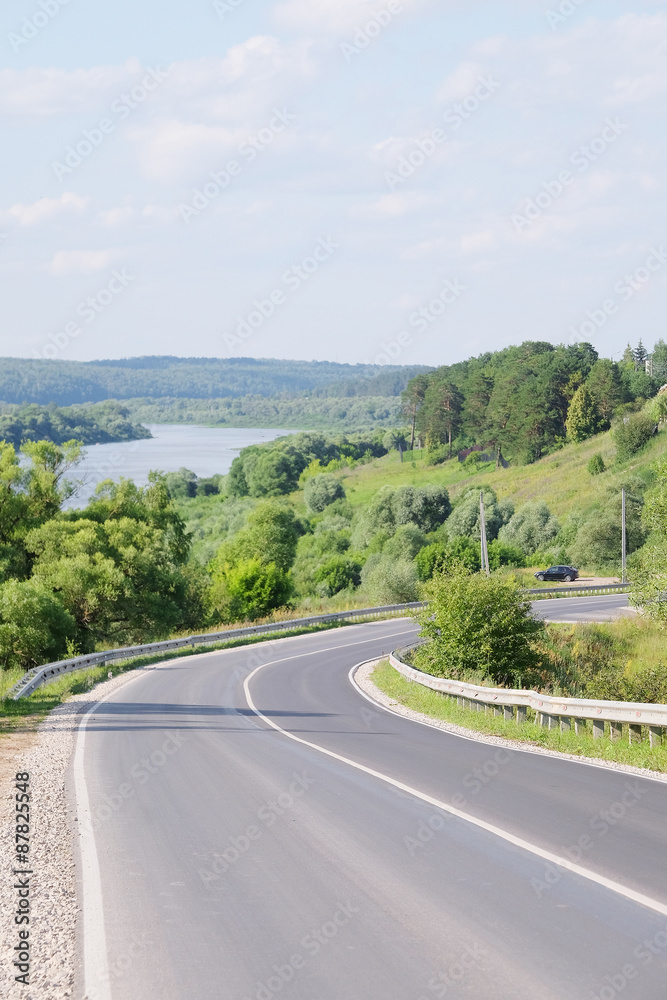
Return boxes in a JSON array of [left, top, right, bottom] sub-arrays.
[[621, 487, 627, 584], [480, 492, 490, 576]]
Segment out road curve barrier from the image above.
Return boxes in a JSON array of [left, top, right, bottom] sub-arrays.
[[8, 602, 427, 701], [388, 647, 666, 748], [7, 583, 630, 702]]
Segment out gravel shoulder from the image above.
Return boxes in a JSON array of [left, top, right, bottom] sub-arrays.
[[0, 667, 146, 1000], [353, 658, 667, 784]]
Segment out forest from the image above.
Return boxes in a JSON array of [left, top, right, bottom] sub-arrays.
[[402, 339, 667, 464], [0, 402, 151, 448], [0, 356, 427, 406]]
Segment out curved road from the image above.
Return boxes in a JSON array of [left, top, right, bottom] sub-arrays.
[[72, 595, 667, 1000]]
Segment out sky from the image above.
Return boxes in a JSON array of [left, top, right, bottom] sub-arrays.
[[1, 0, 666, 369]]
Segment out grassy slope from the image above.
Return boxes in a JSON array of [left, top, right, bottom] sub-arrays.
[[331, 425, 667, 518]]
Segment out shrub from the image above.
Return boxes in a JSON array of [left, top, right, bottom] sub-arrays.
[[487, 540, 526, 570], [361, 555, 419, 604], [415, 567, 544, 686], [304, 474, 346, 514], [210, 558, 292, 623], [0, 579, 78, 670], [314, 556, 362, 596], [414, 537, 481, 580], [446, 487, 514, 542], [613, 412, 657, 462], [497, 501, 559, 556], [587, 453, 606, 476]]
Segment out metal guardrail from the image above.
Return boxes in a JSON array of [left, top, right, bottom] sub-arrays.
[[525, 583, 629, 597], [9, 602, 426, 700], [388, 648, 666, 747], [8, 582, 631, 702]]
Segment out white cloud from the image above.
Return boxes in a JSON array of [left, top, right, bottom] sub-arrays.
[[436, 61, 485, 103], [0, 60, 143, 116], [7, 192, 89, 226], [98, 207, 136, 228], [272, 0, 428, 36], [48, 249, 117, 276]]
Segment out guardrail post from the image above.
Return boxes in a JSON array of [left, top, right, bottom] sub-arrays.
[[503, 705, 514, 722], [493, 705, 502, 717], [560, 717, 571, 733], [629, 723, 642, 744], [517, 706, 527, 724], [610, 721, 622, 742], [593, 719, 604, 739], [649, 726, 662, 748], [575, 719, 586, 735]]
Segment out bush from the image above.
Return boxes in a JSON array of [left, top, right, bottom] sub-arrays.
[[361, 555, 419, 604], [414, 538, 481, 581], [497, 501, 559, 556], [314, 556, 362, 596], [354, 484, 451, 547], [487, 540, 526, 570], [210, 558, 292, 623], [304, 474, 346, 514], [0, 579, 78, 670], [415, 567, 544, 686], [613, 412, 657, 462], [446, 487, 514, 543], [587, 453, 606, 476]]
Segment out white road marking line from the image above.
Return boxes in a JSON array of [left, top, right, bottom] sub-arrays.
[[74, 697, 114, 1000], [243, 659, 667, 920]]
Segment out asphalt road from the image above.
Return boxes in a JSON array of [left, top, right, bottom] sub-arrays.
[[73, 594, 667, 1000]]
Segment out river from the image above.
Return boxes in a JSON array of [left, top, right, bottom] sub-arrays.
[[66, 424, 291, 508]]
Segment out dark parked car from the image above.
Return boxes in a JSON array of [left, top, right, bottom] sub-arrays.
[[534, 565, 579, 583]]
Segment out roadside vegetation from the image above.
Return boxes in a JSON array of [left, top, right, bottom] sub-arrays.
[[370, 659, 667, 772], [0, 338, 666, 716]]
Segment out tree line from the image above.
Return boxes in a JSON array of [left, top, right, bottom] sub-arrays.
[[0, 356, 427, 406], [0, 402, 151, 449], [402, 340, 667, 464]]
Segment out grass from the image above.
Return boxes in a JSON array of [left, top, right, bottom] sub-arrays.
[[371, 659, 667, 773], [326, 424, 667, 519]]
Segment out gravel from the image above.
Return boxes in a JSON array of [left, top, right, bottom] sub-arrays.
[[1, 667, 146, 1000], [353, 658, 667, 783]]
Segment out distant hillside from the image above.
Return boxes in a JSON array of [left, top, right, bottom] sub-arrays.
[[0, 356, 429, 406]]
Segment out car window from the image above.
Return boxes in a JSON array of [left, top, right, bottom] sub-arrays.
[[548, 566, 559, 572]]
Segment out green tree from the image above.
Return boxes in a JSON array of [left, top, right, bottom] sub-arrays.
[[402, 373, 429, 450], [498, 501, 559, 556], [314, 556, 361, 596], [0, 578, 78, 671], [586, 360, 625, 423], [613, 412, 657, 462], [566, 385, 604, 442], [415, 567, 543, 686], [587, 453, 606, 475], [210, 557, 292, 623], [446, 487, 513, 542], [304, 474, 346, 514]]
